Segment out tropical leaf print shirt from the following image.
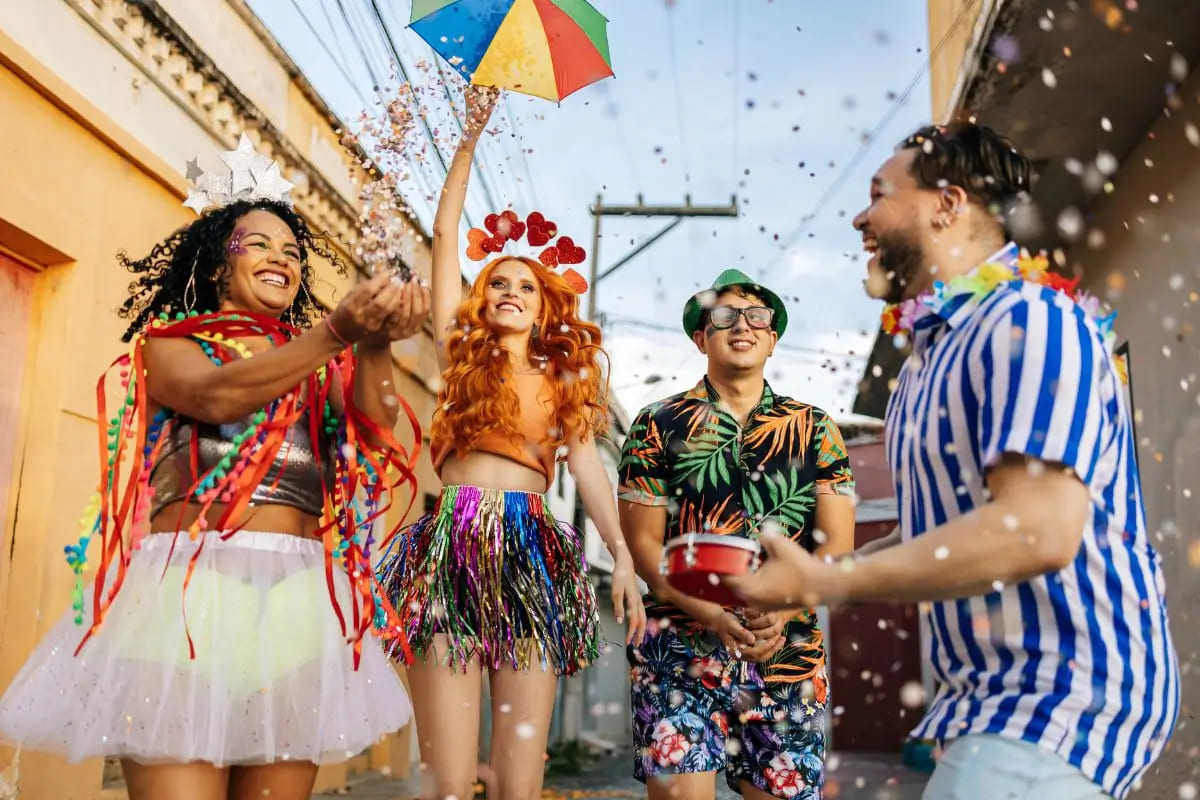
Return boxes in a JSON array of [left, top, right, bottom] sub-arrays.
[[619, 377, 855, 681]]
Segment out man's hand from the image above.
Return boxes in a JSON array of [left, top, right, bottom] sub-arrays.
[[736, 610, 787, 663], [724, 533, 842, 611], [704, 610, 756, 657]]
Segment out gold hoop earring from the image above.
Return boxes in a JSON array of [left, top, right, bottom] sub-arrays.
[[183, 253, 199, 313]]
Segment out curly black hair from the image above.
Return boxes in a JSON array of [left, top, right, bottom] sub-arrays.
[[899, 123, 1033, 220], [117, 199, 347, 342]]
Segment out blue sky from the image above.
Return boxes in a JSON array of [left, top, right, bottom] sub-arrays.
[[249, 0, 932, 418]]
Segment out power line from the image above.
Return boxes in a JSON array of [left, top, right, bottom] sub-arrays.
[[762, 0, 985, 276], [663, 4, 700, 287], [364, 0, 496, 231], [316, 0, 368, 89], [330, 0, 385, 90], [373, 0, 517, 213], [731, 1, 740, 207], [354, 0, 399, 80], [347, 0, 469, 228], [287, 0, 367, 107], [663, 4, 691, 189], [428, 53, 507, 212]]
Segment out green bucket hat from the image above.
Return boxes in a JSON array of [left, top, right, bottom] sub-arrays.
[[682, 269, 789, 338]]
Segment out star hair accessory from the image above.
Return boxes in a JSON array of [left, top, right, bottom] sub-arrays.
[[466, 210, 589, 294], [182, 133, 295, 215]]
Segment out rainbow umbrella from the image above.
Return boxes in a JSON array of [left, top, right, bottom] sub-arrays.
[[409, 0, 614, 102]]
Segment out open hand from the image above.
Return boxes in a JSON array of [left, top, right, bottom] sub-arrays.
[[464, 84, 499, 134], [326, 273, 407, 344], [362, 280, 431, 347], [612, 553, 647, 646]]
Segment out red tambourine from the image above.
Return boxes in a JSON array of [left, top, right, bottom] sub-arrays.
[[662, 533, 763, 607]]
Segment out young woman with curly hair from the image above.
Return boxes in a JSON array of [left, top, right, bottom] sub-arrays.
[[0, 177, 429, 799], [376, 87, 646, 800]]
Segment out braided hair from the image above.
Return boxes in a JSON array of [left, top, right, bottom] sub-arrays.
[[117, 199, 347, 341]]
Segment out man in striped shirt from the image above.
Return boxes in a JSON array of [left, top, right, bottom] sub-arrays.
[[726, 123, 1178, 799]]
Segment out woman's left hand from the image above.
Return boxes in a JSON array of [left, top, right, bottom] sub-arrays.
[[362, 280, 431, 348], [612, 551, 647, 646]]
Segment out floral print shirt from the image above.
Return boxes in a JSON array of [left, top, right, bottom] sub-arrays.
[[619, 377, 854, 682]]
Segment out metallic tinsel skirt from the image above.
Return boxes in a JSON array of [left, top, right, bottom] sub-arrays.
[[376, 485, 599, 675]]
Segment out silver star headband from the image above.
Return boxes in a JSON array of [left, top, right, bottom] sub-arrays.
[[182, 133, 295, 215]]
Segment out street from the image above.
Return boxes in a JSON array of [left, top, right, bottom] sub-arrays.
[[314, 750, 929, 799]]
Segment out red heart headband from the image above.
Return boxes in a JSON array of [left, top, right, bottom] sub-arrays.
[[466, 210, 589, 294]]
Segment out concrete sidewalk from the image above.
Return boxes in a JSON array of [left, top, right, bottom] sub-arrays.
[[314, 750, 928, 799]]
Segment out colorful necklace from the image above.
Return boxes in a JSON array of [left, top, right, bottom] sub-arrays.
[[65, 310, 420, 667], [880, 249, 1118, 345]]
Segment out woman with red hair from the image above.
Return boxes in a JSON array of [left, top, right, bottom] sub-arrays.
[[377, 86, 645, 799]]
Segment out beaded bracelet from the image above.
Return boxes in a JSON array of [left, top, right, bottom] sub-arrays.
[[324, 316, 352, 349]]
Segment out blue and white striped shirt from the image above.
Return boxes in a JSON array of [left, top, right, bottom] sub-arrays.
[[885, 244, 1179, 799]]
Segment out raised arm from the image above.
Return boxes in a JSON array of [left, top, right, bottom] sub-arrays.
[[431, 85, 499, 371]]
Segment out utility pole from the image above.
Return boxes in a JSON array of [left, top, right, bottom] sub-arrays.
[[586, 193, 740, 322]]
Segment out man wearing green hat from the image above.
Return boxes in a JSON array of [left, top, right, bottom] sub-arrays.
[[617, 269, 856, 800]]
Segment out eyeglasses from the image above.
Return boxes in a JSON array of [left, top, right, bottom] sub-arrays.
[[705, 305, 775, 330]]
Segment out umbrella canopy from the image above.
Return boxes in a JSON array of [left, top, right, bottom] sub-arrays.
[[410, 0, 613, 102]]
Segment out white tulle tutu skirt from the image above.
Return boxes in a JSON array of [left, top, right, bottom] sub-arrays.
[[0, 531, 411, 766]]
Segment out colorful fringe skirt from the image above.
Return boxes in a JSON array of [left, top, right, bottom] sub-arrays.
[[377, 485, 599, 675], [0, 531, 412, 765]]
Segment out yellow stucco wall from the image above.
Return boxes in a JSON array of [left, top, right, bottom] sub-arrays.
[[0, 47, 196, 798], [0, 12, 439, 798], [927, 0, 987, 122]]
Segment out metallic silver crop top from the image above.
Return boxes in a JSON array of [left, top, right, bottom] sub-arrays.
[[148, 411, 335, 519]]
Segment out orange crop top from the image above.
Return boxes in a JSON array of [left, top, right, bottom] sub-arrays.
[[431, 372, 561, 484]]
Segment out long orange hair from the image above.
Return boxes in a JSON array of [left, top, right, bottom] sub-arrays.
[[432, 256, 610, 456]]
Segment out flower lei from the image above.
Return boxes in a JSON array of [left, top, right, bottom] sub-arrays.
[[64, 310, 419, 668], [880, 251, 1125, 382]]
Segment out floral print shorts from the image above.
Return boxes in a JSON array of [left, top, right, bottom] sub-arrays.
[[628, 619, 828, 799]]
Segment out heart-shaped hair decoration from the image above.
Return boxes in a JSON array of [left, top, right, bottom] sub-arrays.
[[527, 212, 558, 247], [561, 268, 589, 294], [463, 209, 586, 294], [554, 236, 586, 265], [485, 210, 526, 242], [466, 228, 489, 262], [466, 226, 506, 261]]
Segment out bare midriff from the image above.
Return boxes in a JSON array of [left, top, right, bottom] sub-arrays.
[[149, 501, 321, 538], [437, 450, 550, 494]]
